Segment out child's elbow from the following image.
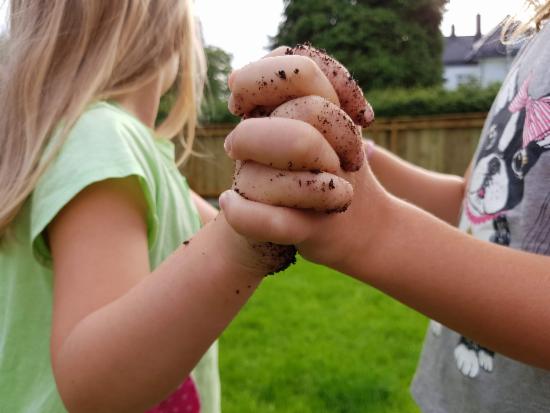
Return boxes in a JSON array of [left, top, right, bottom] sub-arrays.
[[55, 370, 148, 413], [59, 391, 144, 413]]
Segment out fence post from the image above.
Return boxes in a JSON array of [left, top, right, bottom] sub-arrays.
[[390, 121, 399, 153]]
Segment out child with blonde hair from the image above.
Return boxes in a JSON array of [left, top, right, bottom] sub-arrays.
[[0, 1, 338, 412], [222, 1, 550, 411]]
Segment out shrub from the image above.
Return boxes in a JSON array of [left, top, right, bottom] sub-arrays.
[[366, 82, 500, 118]]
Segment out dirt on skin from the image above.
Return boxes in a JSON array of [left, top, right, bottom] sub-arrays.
[[250, 242, 297, 275], [286, 43, 375, 128], [231, 161, 297, 274], [271, 96, 364, 172], [230, 43, 376, 273]]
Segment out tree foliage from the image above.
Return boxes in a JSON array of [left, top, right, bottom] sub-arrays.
[[200, 45, 236, 123], [158, 45, 237, 124], [204, 46, 232, 102], [271, 0, 448, 91]]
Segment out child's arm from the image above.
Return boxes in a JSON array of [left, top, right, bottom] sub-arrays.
[[191, 189, 218, 225], [222, 48, 550, 371], [368, 145, 469, 225], [222, 126, 550, 372], [49, 177, 268, 413]]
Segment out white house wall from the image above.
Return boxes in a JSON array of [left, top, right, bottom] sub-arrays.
[[479, 57, 514, 87], [444, 65, 480, 90]]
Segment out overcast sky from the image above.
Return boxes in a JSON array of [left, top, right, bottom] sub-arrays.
[[0, 0, 530, 69], [196, 0, 529, 69]]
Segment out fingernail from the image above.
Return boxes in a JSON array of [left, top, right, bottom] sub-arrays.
[[218, 190, 231, 210], [224, 131, 234, 154]]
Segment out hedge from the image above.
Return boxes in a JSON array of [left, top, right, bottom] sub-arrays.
[[365, 82, 500, 118], [158, 82, 501, 125]]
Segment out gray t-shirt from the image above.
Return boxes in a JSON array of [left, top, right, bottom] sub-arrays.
[[411, 23, 550, 412]]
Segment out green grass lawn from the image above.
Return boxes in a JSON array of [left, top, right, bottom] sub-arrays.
[[219, 257, 428, 413]]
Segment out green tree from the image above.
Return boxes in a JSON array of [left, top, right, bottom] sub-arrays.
[[158, 45, 236, 124], [271, 0, 448, 91], [201, 45, 236, 123]]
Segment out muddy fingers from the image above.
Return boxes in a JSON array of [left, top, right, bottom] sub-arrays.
[[287, 44, 374, 127], [233, 161, 353, 213], [271, 96, 364, 172], [225, 117, 340, 174], [228, 55, 339, 117]]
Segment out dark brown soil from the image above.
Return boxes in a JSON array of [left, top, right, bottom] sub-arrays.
[[250, 242, 297, 276]]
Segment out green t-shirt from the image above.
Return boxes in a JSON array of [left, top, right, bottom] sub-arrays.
[[0, 102, 220, 412]]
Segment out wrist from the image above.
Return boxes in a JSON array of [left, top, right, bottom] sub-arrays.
[[212, 212, 297, 277], [344, 192, 431, 284], [332, 173, 398, 279]]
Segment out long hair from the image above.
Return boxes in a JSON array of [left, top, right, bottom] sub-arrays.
[[0, 0, 206, 237], [503, 0, 550, 40]]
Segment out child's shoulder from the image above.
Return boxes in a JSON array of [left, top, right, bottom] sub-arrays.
[[70, 101, 151, 142], [52, 100, 161, 165], [42, 101, 160, 181]]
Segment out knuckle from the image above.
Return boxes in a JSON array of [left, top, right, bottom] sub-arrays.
[[271, 46, 291, 56], [311, 140, 328, 166], [298, 56, 320, 78], [301, 95, 327, 112], [266, 213, 287, 239], [231, 119, 256, 152], [232, 118, 249, 136], [289, 132, 313, 160], [301, 125, 324, 154]]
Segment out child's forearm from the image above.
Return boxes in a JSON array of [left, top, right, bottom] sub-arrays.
[[368, 143, 465, 225], [341, 195, 550, 369], [191, 190, 218, 225], [54, 215, 262, 413]]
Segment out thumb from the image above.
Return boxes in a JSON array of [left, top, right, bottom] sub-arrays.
[[219, 190, 314, 245]]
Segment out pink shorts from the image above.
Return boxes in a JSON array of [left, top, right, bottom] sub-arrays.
[[147, 377, 200, 413]]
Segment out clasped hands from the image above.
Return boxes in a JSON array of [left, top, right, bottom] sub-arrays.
[[220, 45, 390, 270]]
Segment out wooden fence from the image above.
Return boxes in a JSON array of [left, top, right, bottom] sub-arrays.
[[181, 113, 487, 198]]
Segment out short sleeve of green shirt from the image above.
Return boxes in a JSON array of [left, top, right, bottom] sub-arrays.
[[31, 103, 160, 267]]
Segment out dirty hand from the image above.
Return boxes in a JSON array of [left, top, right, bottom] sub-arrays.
[[227, 43, 375, 211], [222, 129, 392, 268], [222, 44, 389, 268]]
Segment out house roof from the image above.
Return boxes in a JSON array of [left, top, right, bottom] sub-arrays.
[[443, 35, 477, 65], [466, 20, 521, 61], [444, 18, 521, 66]]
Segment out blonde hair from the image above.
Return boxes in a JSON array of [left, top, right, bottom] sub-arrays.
[[0, 0, 206, 237], [503, 0, 550, 40]]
